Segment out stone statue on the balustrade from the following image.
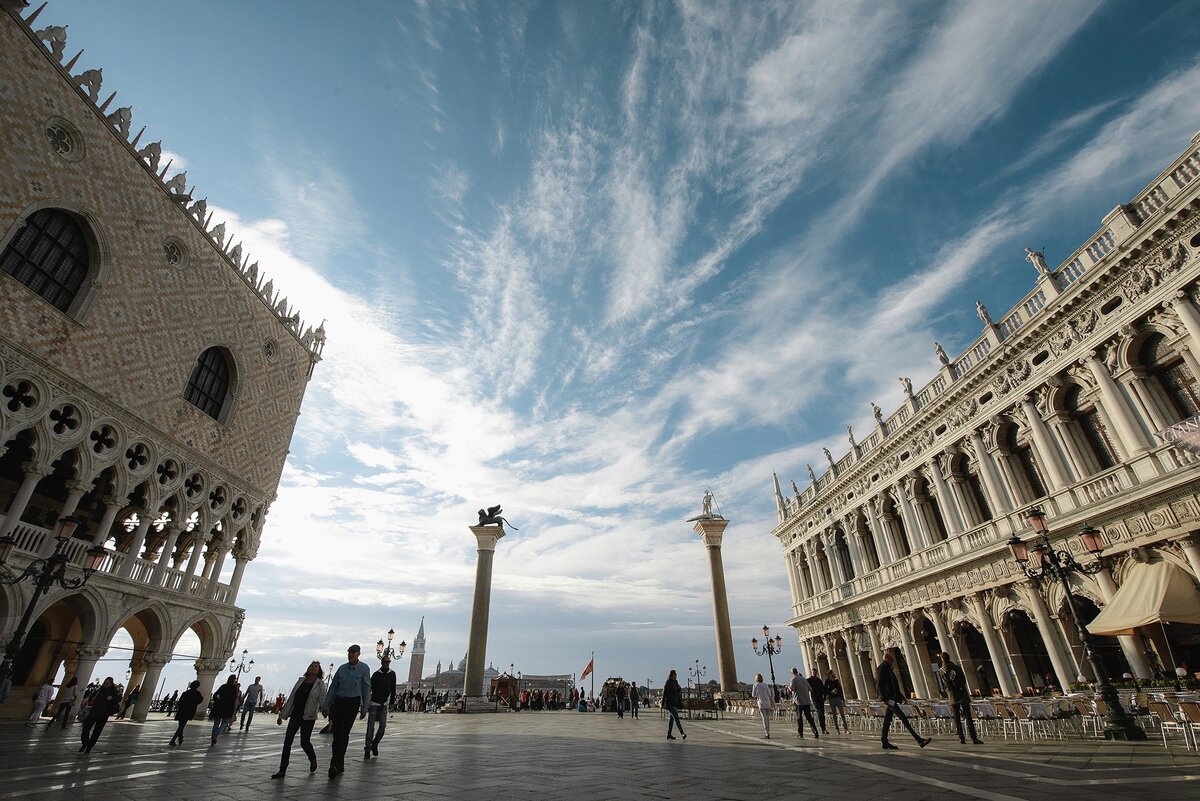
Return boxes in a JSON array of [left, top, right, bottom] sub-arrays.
[[1024, 247, 1050, 276]]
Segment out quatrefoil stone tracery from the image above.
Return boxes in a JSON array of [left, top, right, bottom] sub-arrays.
[[184, 473, 204, 499], [125, 442, 149, 471], [156, 460, 178, 485], [50, 404, 81, 435], [3, 380, 37, 413], [90, 424, 116, 454]]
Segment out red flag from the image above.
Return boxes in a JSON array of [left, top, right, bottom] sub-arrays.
[[580, 657, 594, 680]]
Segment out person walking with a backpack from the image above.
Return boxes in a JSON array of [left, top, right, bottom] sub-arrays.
[[80, 677, 121, 754], [169, 681, 205, 747], [939, 652, 982, 745], [789, 667, 819, 739], [209, 676, 239, 745]]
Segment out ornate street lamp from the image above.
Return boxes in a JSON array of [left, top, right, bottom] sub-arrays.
[[0, 515, 106, 687], [750, 625, 784, 701], [688, 659, 708, 696], [376, 628, 406, 663], [229, 648, 254, 676], [1006, 507, 1146, 740]]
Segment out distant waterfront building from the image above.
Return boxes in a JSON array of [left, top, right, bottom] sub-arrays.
[[772, 132, 1200, 699], [0, 4, 323, 718]]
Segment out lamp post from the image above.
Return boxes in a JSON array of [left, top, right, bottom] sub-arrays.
[[1007, 507, 1146, 741], [376, 629, 407, 663], [751, 625, 784, 701], [0, 515, 106, 688], [229, 649, 254, 677], [688, 660, 708, 698]]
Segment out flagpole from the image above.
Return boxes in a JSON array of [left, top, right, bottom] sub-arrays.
[[590, 650, 594, 703]]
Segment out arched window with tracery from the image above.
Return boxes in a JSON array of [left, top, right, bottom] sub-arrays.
[[1140, 333, 1200, 422], [1065, 385, 1118, 473], [184, 347, 232, 421], [0, 208, 90, 313]]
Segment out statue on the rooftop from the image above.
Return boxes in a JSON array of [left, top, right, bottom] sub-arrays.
[[934, 341, 950, 367], [138, 140, 161, 172], [899, 376, 913, 398], [807, 464, 817, 484], [976, 301, 992, 326], [1025, 247, 1050, 276], [871, 402, 884, 426], [790, 479, 801, 497], [477, 504, 519, 530], [847, 425, 856, 448], [34, 25, 68, 61], [74, 68, 102, 100], [822, 447, 835, 468]]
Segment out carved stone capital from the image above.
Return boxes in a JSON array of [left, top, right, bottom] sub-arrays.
[[195, 657, 227, 674], [74, 646, 108, 661]]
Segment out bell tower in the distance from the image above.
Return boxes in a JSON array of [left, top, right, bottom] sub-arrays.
[[407, 618, 426, 686]]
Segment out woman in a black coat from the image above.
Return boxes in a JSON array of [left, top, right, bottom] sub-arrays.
[[209, 675, 239, 745], [169, 681, 205, 747]]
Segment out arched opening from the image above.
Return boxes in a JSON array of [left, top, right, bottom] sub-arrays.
[[6, 592, 100, 695], [881, 495, 911, 558], [888, 645, 915, 699], [1064, 385, 1119, 474], [813, 538, 834, 590], [797, 550, 815, 596], [1003, 609, 1054, 693], [999, 421, 1046, 504], [832, 527, 855, 582], [853, 513, 880, 571], [830, 635, 856, 699], [954, 621, 998, 697], [910, 475, 949, 543], [916, 617, 943, 697], [1058, 596, 1125, 682], [1139, 332, 1200, 423], [952, 452, 992, 525]]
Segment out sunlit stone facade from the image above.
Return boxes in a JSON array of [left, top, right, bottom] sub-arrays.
[[772, 132, 1200, 700], [0, 5, 323, 718]]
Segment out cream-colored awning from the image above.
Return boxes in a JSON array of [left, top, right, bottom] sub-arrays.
[[1086, 560, 1200, 637]]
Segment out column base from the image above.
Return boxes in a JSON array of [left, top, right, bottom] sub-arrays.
[[456, 696, 503, 713]]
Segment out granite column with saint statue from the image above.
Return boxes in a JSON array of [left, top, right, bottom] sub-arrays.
[[690, 492, 740, 695]]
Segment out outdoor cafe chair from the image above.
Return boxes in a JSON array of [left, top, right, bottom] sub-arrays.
[[1178, 701, 1200, 750], [1149, 701, 1193, 751]]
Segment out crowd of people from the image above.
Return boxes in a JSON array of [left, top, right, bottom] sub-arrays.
[[747, 651, 980, 749], [13, 646, 985, 769]]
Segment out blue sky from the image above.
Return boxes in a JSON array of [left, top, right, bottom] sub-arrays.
[[39, 0, 1200, 695]]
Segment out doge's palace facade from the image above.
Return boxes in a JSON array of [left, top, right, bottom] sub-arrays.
[[0, 4, 323, 718], [773, 131, 1200, 701]]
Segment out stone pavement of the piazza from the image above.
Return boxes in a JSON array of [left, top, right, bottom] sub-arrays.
[[0, 711, 1197, 801]]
